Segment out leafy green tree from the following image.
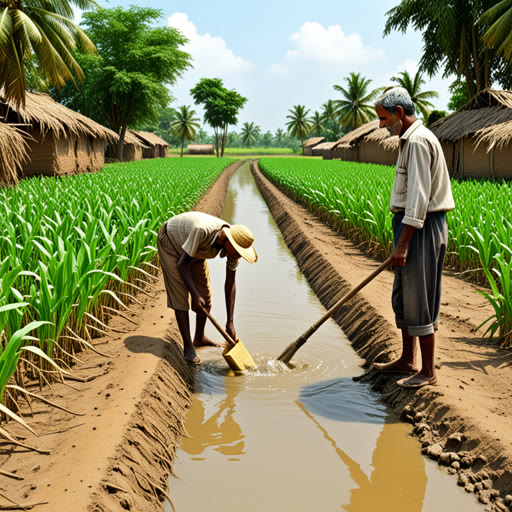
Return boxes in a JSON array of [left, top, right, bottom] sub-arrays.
[[190, 78, 247, 157], [240, 122, 261, 147], [390, 70, 438, 118], [170, 105, 200, 157], [321, 100, 337, 123], [0, 0, 98, 108], [427, 110, 448, 126], [447, 80, 470, 111], [384, 0, 512, 98], [481, 1, 512, 61], [274, 128, 285, 146], [310, 111, 326, 137], [137, 107, 180, 145], [286, 105, 312, 155], [333, 72, 383, 131], [260, 130, 273, 148], [59, 6, 191, 161]]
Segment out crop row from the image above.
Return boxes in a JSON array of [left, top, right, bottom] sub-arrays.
[[0, 157, 234, 423], [258, 158, 512, 347]]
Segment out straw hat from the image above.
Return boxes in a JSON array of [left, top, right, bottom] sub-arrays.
[[224, 225, 258, 263]]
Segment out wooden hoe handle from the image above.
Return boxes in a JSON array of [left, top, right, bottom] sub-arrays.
[[202, 309, 237, 348]]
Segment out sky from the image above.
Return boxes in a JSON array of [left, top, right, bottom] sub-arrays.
[[74, 0, 455, 133]]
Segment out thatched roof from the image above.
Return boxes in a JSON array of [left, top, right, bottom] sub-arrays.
[[475, 120, 512, 150], [123, 131, 147, 146], [313, 141, 337, 151], [0, 123, 29, 186], [335, 120, 380, 149], [430, 89, 512, 146], [303, 137, 325, 147], [0, 90, 118, 142], [130, 130, 169, 147], [363, 127, 400, 151], [187, 144, 215, 154]]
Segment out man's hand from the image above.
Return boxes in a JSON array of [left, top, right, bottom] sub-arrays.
[[391, 244, 409, 268], [191, 294, 206, 314], [226, 320, 237, 342]]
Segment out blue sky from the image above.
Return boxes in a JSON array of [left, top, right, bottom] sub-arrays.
[[76, 0, 455, 133]]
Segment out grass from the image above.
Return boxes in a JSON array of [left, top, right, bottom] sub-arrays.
[[169, 147, 297, 155]]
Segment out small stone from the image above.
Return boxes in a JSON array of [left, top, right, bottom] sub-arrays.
[[451, 461, 461, 470], [482, 480, 491, 490], [478, 494, 490, 505], [474, 482, 483, 492], [458, 474, 469, 487], [427, 444, 443, 460], [445, 432, 463, 451], [490, 490, 500, 499], [476, 454, 488, 466], [414, 412, 424, 423], [30, 484, 37, 490], [460, 456, 473, 469], [31, 465, 40, 472], [504, 495, 512, 506], [480, 471, 489, 480], [465, 483, 475, 493], [468, 474, 476, 484], [448, 467, 458, 475], [450, 453, 461, 463], [439, 453, 452, 466]]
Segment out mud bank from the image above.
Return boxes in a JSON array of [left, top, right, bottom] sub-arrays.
[[0, 160, 242, 512], [251, 160, 512, 511]]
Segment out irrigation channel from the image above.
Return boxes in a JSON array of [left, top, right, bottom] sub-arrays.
[[167, 162, 483, 512]]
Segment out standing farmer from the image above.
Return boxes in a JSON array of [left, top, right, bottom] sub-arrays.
[[157, 212, 257, 365], [372, 87, 455, 388]]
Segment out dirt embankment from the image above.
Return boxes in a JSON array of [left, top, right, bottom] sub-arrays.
[[251, 160, 512, 511], [0, 160, 243, 512]]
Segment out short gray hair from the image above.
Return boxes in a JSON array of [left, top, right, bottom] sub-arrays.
[[375, 87, 416, 116]]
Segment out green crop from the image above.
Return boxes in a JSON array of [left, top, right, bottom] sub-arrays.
[[0, 157, 234, 412], [259, 157, 512, 347]]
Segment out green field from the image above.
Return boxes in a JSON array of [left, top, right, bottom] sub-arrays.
[[259, 157, 512, 347], [0, 158, 234, 418], [170, 147, 297, 155]]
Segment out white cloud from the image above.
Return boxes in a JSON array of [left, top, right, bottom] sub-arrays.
[[269, 22, 385, 75], [168, 13, 253, 76]]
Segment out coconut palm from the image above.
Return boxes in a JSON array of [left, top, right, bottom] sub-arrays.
[[274, 128, 285, 146], [240, 122, 261, 147], [481, 1, 512, 61], [310, 111, 325, 137], [0, 0, 98, 108], [170, 105, 200, 157], [333, 72, 383, 131], [390, 70, 439, 119], [321, 99, 337, 123], [286, 105, 312, 155]]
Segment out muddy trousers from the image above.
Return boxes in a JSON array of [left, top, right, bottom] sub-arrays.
[[392, 211, 448, 337]]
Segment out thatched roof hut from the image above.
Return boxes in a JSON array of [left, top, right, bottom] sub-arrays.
[[187, 144, 215, 155], [303, 136, 325, 156], [0, 90, 118, 179], [130, 130, 169, 159], [0, 123, 29, 186], [106, 131, 146, 162], [312, 141, 337, 160], [430, 89, 512, 178], [333, 120, 399, 165]]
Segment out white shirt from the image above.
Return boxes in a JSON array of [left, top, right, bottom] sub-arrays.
[[390, 120, 455, 229]]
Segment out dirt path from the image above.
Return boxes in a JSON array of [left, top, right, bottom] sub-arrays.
[[251, 161, 512, 510], [0, 160, 242, 512]]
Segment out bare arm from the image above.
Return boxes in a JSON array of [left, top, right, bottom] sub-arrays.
[[225, 268, 236, 339], [392, 224, 416, 267], [177, 252, 205, 313]]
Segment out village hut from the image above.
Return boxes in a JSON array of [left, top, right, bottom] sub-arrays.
[[0, 123, 29, 186], [0, 90, 118, 178], [430, 89, 512, 179], [303, 137, 325, 156], [333, 120, 399, 165], [130, 130, 169, 159], [187, 144, 215, 155], [106, 131, 146, 162], [312, 141, 338, 160]]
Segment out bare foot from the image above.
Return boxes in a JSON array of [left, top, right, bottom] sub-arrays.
[[194, 336, 223, 348], [372, 359, 419, 374], [184, 346, 200, 365], [186, 355, 201, 366], [397, 372, 438, 388]]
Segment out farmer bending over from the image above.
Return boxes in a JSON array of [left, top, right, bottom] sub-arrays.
[[372, 87, 455, 388], [157, 212, 257, 365]]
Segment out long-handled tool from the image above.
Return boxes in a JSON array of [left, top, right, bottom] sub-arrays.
[[203, 309, 256, 372], [278, 256, 392, 365]]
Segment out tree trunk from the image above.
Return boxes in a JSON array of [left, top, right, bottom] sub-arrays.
[[180, 134, 184, 157], [221, 126, 227, 157], [117, 124, 127, 162], [301, 135, 304, 155], [214, 129, 220, 157], [472, 21, 481, 92]]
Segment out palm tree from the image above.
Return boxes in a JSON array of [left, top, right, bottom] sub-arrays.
[[310, 111, 325, 137], [170, 105, 200, 157], [333, 72, 383, 131], [481, 1, 512, 61], [0, 0, 98, 108], [286, 105, 312, 155], [274, 128, 285, 146], [240, 122, 260, 147], [390, 70, 439, 119]]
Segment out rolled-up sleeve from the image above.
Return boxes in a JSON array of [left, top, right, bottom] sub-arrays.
[[403, 141, 432, 229]]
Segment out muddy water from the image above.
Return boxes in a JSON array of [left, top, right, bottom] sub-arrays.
[[167, 162, 482, 512]]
